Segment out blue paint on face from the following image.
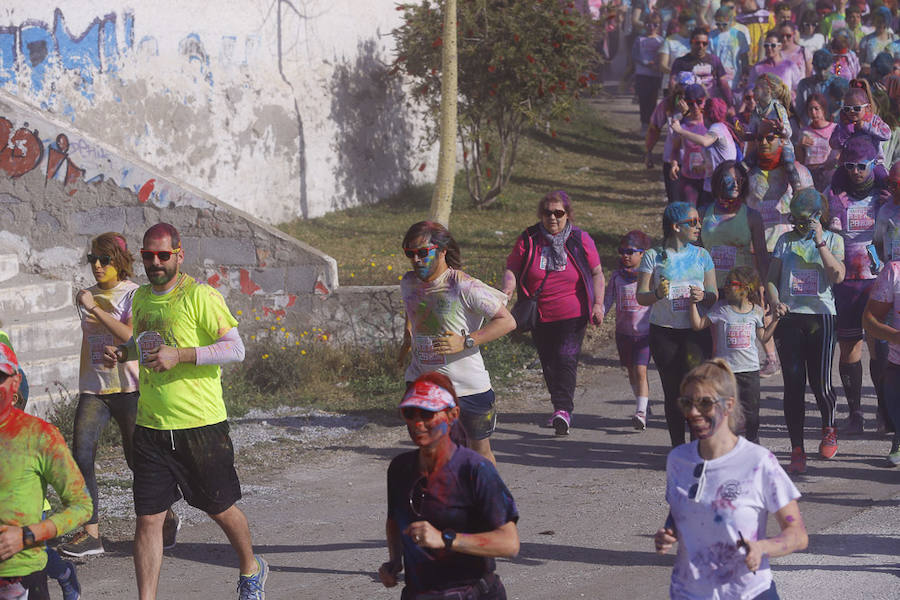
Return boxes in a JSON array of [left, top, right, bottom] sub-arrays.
[[414, 247, 439, 280], [722, 174, 738, 197], [433, 421, 449, 437]]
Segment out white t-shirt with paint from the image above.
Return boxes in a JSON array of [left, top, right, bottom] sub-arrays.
[[78, 280, 140, 394], [401, 268, 506, 396], [666, 437, 800, 600], [707, 301, 765, 373]]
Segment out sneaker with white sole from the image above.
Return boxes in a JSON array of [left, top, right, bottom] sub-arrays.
[[820, 426, 838, 459], [551, 410, 570, 436], [760, 356, 781, 378], [237, 555, 269, 600], [58, 531, 104, 557], [632, 411, 646, 431], [888, 439, 900, 467]]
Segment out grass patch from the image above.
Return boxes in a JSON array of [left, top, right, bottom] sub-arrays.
[[278, 99, 663, 288]]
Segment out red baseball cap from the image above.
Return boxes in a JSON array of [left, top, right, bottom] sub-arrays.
[[399, 379, 456, 412]]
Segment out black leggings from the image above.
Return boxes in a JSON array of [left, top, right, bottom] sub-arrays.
[[73, 391, 139, 525], [774, 313, 837, 448], [635, 74, 661, 125], [735, 371, 760, 444], [532, 316, 588, 414], [649, 325, 712, 446]]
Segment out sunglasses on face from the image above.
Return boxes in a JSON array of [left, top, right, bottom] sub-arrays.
[[403, 245, 439, 259], [841, 103, 869, 113], [729, 280, 748, 289], [678, 217, 701, 227], [409, 476, 427, 517], [781, 33, 793, 39], [87, 253, 112, 266], [763, 42, 780, 48], [140, 248, 179, 262], [542, 209, 567, 219], [678, 395, 721, 413], [688, 461, 708, 501], [844, 160, 873, 172], [685, 99, 704, 106], [401, 407, 438, 422], [618, 247, 643, 255]]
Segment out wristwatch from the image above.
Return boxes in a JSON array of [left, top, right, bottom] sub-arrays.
[[442, 529, 456, 550], [464, 335, 476, 349], [22, 526, 35, 547], [815, 240, 827, 249]]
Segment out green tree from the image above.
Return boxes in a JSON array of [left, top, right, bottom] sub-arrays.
[[394, 0, 599, 208]]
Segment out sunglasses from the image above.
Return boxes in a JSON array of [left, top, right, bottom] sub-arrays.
[[140, 248, 179, 262], [409, 476, 427, 517], [400, 407, 437, 421], [843, 160, 873, 172], [678, 217, 701, 227], [87, 253, 112, 266], [685, 99, 704, 106], [688, 461, 708, 502], [841, 103, 869, 113], [542, 209, 567, 219], [618, 247, 643, 255], [763, 42, 780, 48], [403, 245, 439, 259], [729, 280, 748, 288], [678, 395, 721, 413], [781, 33, 793, 39]]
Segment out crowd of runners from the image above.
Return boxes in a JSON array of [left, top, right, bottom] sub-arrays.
[[6, 1, 900, 598]]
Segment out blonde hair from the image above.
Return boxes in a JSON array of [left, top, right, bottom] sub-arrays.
[[680, 359, 746, 433]]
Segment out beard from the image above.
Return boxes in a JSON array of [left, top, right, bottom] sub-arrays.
[[146, 263, 178, 286]]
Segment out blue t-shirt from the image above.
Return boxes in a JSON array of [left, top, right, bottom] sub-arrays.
[[772, 230, 844, 315], [386, 446, 519, 594], [639, 244, 716, 329]]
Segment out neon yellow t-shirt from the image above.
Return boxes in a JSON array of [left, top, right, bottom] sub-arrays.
[[131, 274, 238, 430]]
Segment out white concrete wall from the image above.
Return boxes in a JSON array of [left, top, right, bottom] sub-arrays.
[[0, 1, 435, 222]]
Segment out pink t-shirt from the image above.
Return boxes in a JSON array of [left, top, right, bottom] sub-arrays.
[[506, 228, 601, 323], [604, 269, 651, 336]]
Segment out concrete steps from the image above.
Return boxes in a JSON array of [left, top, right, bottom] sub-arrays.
[[0, 254, 82, 418]]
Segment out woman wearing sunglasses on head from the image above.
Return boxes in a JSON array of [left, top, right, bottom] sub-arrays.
[[501, 191, 605, 435], [766, 188, 845, 474], [63, 233, 141, 557], [637, 202, 718, 446], [654, 359, 807, 600], [399, 222, 516, 465], [378, 372, 519, 600]]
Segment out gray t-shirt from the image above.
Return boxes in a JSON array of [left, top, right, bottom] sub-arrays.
[[707, 301, 765, 373]]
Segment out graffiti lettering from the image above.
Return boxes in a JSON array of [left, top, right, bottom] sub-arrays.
[[0, 118, 43, 177]]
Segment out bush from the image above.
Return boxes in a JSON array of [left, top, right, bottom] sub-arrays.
[[394, 0, 600, 207]]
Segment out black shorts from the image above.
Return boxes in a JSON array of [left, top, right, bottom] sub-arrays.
[[132, 421, 242, 516]]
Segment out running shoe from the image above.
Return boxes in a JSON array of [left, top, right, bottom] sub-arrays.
[[57, 560, 81, 600], [552, 410, 570, 436], [819, 426, 838, 459], [888, 439, 900, 467], [163, 508, 181, 550], [787, 446, 806, 474], [58, 531, 104, 557], [760, 356, 781, 378], [237, 555, 269, 600], [840, 411, 865, 436], [632, 410, 647, 431]]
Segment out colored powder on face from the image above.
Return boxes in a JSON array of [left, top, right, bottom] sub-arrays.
[[414, 248, 439, 280]]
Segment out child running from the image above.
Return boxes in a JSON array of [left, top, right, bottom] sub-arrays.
[[688, 266, 784, 443], [604, 230, 654, 430]]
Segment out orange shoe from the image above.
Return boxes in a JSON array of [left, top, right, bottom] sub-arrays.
[[787, 446, 807, 474], [820, 426, 838, 459]]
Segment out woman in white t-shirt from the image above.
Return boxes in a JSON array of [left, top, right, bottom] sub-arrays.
[[399, 221, 516, 466], [654, 359, 808, 600]]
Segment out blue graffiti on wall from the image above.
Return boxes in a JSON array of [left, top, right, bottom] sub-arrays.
[[0, 9, 134, 100]]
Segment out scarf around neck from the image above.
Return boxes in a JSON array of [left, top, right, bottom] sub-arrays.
[[538, 221, 573, 271]]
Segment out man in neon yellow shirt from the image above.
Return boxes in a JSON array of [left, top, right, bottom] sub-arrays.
[[0, 342, 91, 599], [105, 223, 266, 600]]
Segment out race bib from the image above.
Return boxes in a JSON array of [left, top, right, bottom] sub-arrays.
[[88, 333, 114, 366], [687, 149, 707, 178], [618, 283, 640, 312], [726, 322, 753, 349], [137, 330, 165, 365], [789, 270, 819, 296], [710, 245, 737, 271], [669, 281, 694, 312], [847, 205, 875, 233], [414, 335, 446, 366], [539, 247, 566, 272]]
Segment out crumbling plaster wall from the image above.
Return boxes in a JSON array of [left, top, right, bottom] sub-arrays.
[[0, 1, 435, 223]]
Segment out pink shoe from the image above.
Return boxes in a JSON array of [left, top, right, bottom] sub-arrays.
[[552, 410, 570, 436]]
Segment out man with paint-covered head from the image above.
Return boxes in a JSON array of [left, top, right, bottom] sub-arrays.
[[103, 223, 267, 600], [0, 342, 92, 599]]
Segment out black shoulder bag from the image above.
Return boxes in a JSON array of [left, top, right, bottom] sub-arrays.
[[510, 228, 550, 333]]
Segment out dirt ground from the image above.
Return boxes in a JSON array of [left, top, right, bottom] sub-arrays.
[[58, 96, 900, 600]]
